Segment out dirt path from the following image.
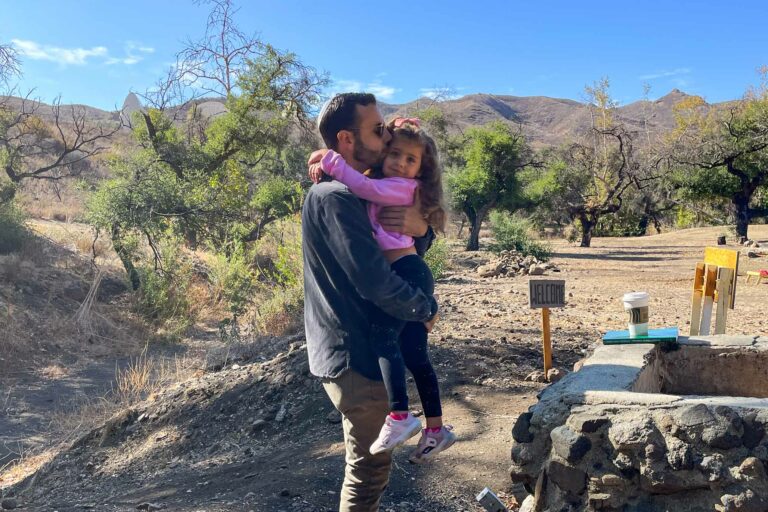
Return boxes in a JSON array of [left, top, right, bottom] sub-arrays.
[[3, 226, 768, 510]]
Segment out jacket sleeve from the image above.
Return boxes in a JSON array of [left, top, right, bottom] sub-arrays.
[[321, 151, 417, 206], [413, 226, 436, 257], [321, 190, 437, 322]]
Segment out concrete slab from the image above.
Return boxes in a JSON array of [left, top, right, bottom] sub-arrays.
[[678, 335, 757, 347]]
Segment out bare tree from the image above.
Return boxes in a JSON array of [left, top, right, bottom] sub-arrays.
[[177, 0, 265, 97], [0, 94, 120, 202], [0, 42, 21, 86]]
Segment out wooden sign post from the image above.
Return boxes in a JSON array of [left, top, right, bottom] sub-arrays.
[[529, 279, 566, 375]]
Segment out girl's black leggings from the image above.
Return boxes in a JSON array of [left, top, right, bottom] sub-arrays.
[[369, 254, 442, 418]]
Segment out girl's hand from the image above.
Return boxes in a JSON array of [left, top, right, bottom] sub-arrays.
[[307, 149, 330, 184]]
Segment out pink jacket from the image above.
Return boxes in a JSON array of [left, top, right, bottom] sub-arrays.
[[321, 150, 418, 251]]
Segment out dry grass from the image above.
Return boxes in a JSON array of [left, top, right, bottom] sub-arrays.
[[114, 347, 203, 404], [0, 447, 56, 489]]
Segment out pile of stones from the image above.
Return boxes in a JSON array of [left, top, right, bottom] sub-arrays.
[[477, 251, 560, 278]]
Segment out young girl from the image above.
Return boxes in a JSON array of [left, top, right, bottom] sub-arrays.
[[311, 117, 456, 463]]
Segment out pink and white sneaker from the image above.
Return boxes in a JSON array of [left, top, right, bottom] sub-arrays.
[[369, 414, 422, 455], [408, 425, 457, 464]]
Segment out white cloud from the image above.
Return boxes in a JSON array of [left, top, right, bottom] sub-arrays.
[[419, 87, 461, 100], [12, 39, 107, 65], [639, 68, 691, 80], [12, 38, 155, 67], [327, 78, 400, 100]]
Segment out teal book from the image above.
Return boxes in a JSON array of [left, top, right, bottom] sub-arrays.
[[602, 327, 679, 345]]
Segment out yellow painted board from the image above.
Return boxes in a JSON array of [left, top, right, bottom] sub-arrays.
[[703, 247, 739, 308]]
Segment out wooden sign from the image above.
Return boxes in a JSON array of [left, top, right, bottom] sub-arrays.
[[529, 279, 566, 309], [703, 247, 738, 308], [528, 279, 566, 378]]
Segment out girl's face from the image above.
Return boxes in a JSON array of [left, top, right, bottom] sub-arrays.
[[382, 138, 423, 179]]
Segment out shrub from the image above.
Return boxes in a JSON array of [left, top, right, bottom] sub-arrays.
[[488, 210, 551, 261], [133, 246, 194, 340], [424, 237, 450, 280], [209, 243, 257, 318], [0, 202, 28, 254], [254, 216, 304, 336]]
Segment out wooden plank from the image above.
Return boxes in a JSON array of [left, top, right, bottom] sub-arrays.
[[699, 264, 718, 335], [542, 307, 552, 374], [689, 262, 705, 336], [715, 268, 733, 334], [704, 247, 739, 308]]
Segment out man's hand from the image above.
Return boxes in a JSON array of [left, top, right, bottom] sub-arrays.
[[424, 313, 439, 333], [377, 189, 428, 237], [307, 149, 329, 184]]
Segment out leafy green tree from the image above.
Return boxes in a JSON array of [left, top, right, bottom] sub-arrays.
[[446, 121, 538, 250], [527, 79, 642, 247], [667, 72, 768, 239], [88, 14, 325, 289]]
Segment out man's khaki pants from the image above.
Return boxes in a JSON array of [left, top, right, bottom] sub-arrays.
[[323, 369, 392, 512]]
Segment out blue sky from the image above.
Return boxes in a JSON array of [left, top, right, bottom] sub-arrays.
[[1, 0, 767, 110]]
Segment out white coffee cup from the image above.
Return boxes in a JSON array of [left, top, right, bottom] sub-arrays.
[[623, 292, 649, 338]]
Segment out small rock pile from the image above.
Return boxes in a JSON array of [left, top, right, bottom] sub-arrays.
[[477, 251, 560, 278]]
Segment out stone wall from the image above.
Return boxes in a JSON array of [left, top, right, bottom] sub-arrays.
[[509, 336, 768, 511]]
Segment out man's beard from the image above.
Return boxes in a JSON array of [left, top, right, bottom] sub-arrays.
[[353, 139, 384, 169]]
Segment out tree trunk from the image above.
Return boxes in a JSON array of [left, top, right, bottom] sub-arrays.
[[579, 214, 595, 248], [733, 194, 750, 239], [111, 225, 141, 290], [465, 206, 481, 251]]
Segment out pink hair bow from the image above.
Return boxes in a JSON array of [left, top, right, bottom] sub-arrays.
[[393, 117, 421, 128]]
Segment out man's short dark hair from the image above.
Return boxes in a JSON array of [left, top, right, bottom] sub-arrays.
[[318, 93, 377, 150]]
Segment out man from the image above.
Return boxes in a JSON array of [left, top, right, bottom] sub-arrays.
[[302, 92, 438, 511]]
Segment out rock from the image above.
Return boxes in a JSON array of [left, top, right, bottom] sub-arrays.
[[720, 489, 767, 512], [666, 437, 694, 470], [529, 264, 546, 276], [702, 408, 743, 449], [274, 403, 287, 423], [674, 403, 715, 428], [608, 417, 657, 450], [1, 498, 18, 510], [601, 474, 624, 487], [326, 410, 342, 424], [525, 370, 548, 383], [251, 419, 268, 432], [546, 368, 566, 383], [136, 504, 164, 511], [742, 413, 765, 449], [512, 412, 535, 443], [478, 262, 503, 278], [644, 442, 665, 462], [511, 441, 540, 465], [568, 414, 610, 434], [518, 495, 535, 512], [700, 454, 725, 482], [548, 460, 587, 495], [550, 425, 592, 463], [737, 456, 768, 482]]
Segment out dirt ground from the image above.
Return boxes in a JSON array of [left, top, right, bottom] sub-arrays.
[[2, 224, 768, 511]]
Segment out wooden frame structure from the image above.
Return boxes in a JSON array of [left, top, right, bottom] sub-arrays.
[[690, 247, 738, 335]]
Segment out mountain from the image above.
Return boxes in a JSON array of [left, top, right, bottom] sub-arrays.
[[3, 89, 717, 149], [380, 89, 708, 148]]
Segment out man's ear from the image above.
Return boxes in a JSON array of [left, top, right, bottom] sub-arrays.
[[337, 130, 354, 148]]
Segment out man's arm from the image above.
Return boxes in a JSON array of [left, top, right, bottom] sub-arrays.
[[321, 190, 437, 322], [377, 189, 434, 256]]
